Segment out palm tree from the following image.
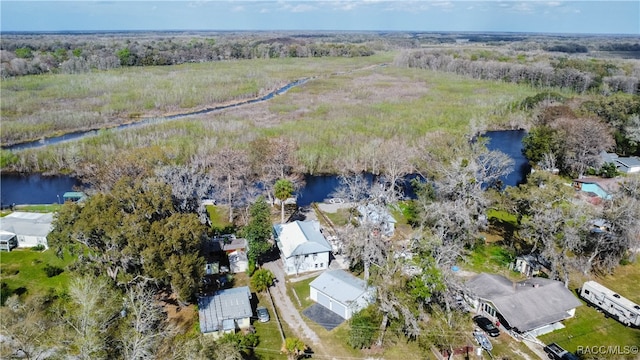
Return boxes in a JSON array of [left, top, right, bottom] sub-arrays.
[[274, 179, 294, 223], [281, 337, 307, 360]]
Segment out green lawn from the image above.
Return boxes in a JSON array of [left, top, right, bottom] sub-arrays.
[[253, 291, 288, 360], [323, 208, 352, 227], [0, 248, 77, 303], [539, 304, 640, 359], [14, 204, 63, 213], [539, 261, 640, 359], [463, 243, 517, 275], [288, 276, 317, 311], [206, 205, 234, 234]]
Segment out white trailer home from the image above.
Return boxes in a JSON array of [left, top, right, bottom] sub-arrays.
[[580, 281, 640, 327]]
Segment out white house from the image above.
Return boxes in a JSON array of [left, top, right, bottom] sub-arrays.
[[357, 203, 397, 237], [273, 220, 332, 275], [466, 273, 582, 336], [198, 286, 253, 338], [309, 269, 375, 320], [601, 151, 640, 174], [0, 212, 53, 249]]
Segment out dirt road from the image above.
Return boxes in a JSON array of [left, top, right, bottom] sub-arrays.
[[263, 260, 326, 354]]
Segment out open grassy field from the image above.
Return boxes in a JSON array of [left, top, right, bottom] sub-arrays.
[[0, 248, 77, 303]]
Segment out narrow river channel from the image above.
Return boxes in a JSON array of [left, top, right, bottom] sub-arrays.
[[0, 131, 529, 206], [3, 78, 309, 151]]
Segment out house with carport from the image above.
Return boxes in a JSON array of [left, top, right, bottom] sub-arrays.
[[273, 220, 332, 275], [0, 212, 53, 249], [309, 269, 375, 320], [198, 286, 253, 338], [466, 273, 582, 337]]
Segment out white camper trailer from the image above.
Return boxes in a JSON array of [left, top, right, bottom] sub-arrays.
[[579, 281, 640, 327]]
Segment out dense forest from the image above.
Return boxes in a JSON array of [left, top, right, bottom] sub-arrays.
[[1, 32, 640, 359]]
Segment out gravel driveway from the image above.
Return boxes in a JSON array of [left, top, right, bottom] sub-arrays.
[[263, 260, 325, 352]]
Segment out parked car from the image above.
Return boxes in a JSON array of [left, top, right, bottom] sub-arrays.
[[544, 343, 580, 360], [257, 306, 270, 322], [473, 315, 500, 337]]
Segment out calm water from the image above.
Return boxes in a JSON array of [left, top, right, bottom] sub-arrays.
[[0, 173, 83, 206], [0, 131, 528, 205], [483, 130, 530, 188]]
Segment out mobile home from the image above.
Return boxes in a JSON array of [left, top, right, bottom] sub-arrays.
[[580, 281, 640, 327]]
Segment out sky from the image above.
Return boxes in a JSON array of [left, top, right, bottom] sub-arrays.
[[1, 1, 638, 35]]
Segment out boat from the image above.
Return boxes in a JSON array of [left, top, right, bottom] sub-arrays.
[[473, 328, 493, 351]]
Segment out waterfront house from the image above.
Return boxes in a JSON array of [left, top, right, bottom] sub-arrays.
[[357, 203, 397, 237], [0, 212, 53, 249], [273, 220, 332, 275]]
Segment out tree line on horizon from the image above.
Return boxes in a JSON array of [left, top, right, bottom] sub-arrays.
[[0, 34, 377, 78]]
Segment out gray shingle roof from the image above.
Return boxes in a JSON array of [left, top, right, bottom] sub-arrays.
[[310, 269, 374, 305], [0, 212, 53, 238], [467, 273, 582, 332], [274, 220, 332, 258], [198, 286, 252, 334]]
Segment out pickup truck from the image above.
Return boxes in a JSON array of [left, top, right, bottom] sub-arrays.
[[543, 343, 579, 360]]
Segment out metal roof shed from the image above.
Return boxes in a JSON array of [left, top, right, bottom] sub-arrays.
[[198, 286, 253, 337]]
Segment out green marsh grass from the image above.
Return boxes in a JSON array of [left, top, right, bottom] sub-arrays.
[[1, 55, 394, 145], [10, 56, 543, 175]]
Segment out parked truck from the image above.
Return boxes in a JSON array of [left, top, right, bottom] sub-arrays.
[[543, 343, 579, 360], [579, 280, 640, 327]]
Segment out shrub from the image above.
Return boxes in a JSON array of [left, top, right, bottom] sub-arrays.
[[246, 260, 257, 277], [348, 306, 381, 349], [520, 91, 566, 110], [31, 244, 45, 251], [43, 264, 64, 278]]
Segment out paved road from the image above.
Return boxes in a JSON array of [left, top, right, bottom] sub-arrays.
[[263, 260, 325, 353]]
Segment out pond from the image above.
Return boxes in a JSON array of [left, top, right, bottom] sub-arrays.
[[0, 130, 529, 206]]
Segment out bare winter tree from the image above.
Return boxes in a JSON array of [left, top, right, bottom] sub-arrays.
[[340, 221, 388, 282], [330, 173, 372, 204], [210, 147, 251, 223], [62, 276, 120, 360], [376, 137, 417, 203], [0, 295, 61, 360], [585, 177, 640, 272], [155, 164, 216, 215], [551, 117, 615, 177], [249, 137, 299, 204], [120, 285, 172, 360], [418, 144, 514, 246]]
